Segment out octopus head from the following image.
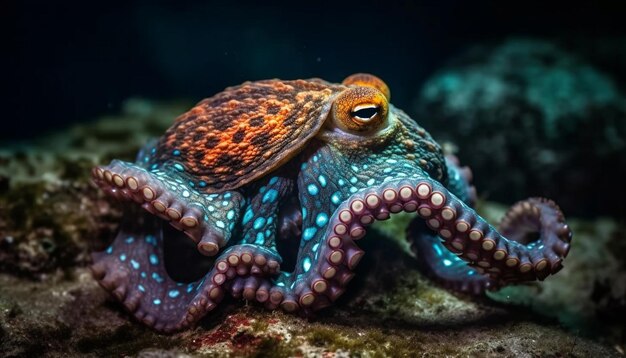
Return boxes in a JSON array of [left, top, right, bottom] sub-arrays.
[[318, 73, 447, 184]]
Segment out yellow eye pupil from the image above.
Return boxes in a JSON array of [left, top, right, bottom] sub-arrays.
[[351, 105, 379, 121]]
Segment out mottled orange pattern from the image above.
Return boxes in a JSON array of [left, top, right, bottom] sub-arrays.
[[156, 79, 345, 192]]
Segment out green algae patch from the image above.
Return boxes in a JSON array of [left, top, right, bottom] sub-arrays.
[[292, 316, 614, 357], [301, 325, 428, 357]]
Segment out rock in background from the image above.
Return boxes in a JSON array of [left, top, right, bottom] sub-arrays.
[[415, 38, 626, 218]]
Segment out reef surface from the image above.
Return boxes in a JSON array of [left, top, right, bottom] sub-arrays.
[[0, 99, 624, 357], [415, 38, 626, 218]]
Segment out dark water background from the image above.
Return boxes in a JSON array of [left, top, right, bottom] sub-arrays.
[[3, 0, 625, 141]]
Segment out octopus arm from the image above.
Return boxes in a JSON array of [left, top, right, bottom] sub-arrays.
[[262, 153, 571, 310]]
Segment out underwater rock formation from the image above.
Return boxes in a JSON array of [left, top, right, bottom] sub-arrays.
[[415, 38, 626, 217]]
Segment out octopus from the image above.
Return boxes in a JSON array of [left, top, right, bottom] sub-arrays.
[[91, 73, 572, 332]]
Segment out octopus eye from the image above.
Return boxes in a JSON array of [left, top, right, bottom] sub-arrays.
[[342, 73, 391, 101], [332, 86, 389, 133], [351, 104, 379, 121]]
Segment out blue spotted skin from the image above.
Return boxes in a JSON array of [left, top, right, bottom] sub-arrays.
[[238, 175, 293, 251], [411, 224, 493, 295], [275, 141, 429, 289], [92, 211, 213, 327]]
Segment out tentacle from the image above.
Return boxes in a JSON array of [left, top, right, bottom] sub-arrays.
[[266, 174, 570, 311], [405, 155, 489, 294], [444, 154, 477, 207], [498, 198, 572, 248], [213, 244, 281, 280], [405, 178, 571, 291], [261, 142, 452, 313], [92, 160, 244, 256], [91, 210, 226, 333], [270, 177, 431, 312], [226, 276, 274, 303], [408, 219, 496, 295], [91, 209, 282, 332], [236, 174, 294, 252], [92, 152, 288, 332]]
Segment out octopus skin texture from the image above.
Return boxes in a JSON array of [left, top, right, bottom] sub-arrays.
[[90, 73, 573, 332]]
